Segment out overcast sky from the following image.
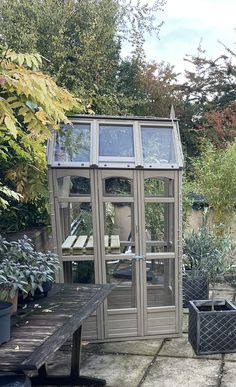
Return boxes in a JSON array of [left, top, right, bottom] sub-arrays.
[[123, 0, 236, 77]]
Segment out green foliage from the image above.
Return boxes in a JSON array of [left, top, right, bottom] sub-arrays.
[[0, 47, 81, 230], [0, 0, 166, 114], [144, 178, 164, 243], [187, 140, 236, 227], [0, 235, 60, 299], [183, 211, 236, 309], [0, 201, 49, 235]]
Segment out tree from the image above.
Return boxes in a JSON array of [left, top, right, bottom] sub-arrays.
[[0, 0, 166, 114], [0, 48, 82, 210], [187, 140, 236, 228], [183, 43, 236, 113]]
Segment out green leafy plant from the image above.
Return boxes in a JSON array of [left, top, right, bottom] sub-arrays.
[[0, 260, 28, 299], [183, 211, 236, 310], [187, 141, 236, 227], [0, 235, 60, 300]]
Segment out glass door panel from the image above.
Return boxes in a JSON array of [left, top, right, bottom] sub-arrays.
[[146, 259, 175, 307], [103, 202, 135, 255], [145, 202, 174, 253], [106, 260, 137, 309], [59, 202, 93, 257]]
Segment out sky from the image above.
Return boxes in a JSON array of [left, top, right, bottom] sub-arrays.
[[122, 0, 236, 77]]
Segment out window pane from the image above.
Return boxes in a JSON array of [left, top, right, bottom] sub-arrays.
[[144, 177, 174, 197], [72, 261, 95, 283], [54, 124, 90, 162], [106, 260, 137, 309], [104, 202, 135, 254], [60, 202, 93, 256], [141, 127, 176, 164], [146, 259, 175, 307], [99, 125, 134, 157], [104, 177, 132, 196], [145, 203, 174, 253], [58, 176, 91, 196]]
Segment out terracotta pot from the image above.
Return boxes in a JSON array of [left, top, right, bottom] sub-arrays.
[[6, 291, 18, 315]]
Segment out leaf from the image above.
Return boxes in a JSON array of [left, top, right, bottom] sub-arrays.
[[25, 54, 32, 68], [35, 110, 47, 122], [10, 101, 24, 109], [4, 116, 17, 137], [18, 53, 25, 66]]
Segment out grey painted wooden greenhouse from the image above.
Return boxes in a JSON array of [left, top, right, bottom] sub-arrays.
[[47, 113, 183, 341]]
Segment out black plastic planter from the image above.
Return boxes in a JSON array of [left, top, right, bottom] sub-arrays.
[[0, 301, 12, 345], [182, 271, 209, 308], [189, 299, 236, 355]]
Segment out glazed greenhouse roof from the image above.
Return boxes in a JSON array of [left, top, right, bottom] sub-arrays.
[[47, 114, 183, 169]]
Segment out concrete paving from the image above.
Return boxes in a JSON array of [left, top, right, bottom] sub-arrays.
[[47, 283, 236, 386]]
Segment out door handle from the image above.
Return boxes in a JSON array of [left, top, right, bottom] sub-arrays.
[[133, 255, 146, 261]]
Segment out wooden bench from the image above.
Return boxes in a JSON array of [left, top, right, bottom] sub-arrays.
[[62, 235, 120, 255], [0, 284, 115, 386]]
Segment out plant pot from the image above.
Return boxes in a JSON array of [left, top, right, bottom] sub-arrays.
[[0, 301, 12, 345], [9, 292, 18, 315], [182, 271, 209, 308], [34, 281, 53, 298], [0, 289, 18, 315], [189, 299, 236, 355]]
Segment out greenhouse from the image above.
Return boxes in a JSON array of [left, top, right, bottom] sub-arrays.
[[47, 113, 183, 341]]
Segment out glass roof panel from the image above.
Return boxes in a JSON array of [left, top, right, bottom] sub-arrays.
[[54, 123, 90, 163], [99, 124, 134, 158], [141, 127, 176, 165]]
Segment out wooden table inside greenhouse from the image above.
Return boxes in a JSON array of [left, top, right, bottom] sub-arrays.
[[0, 283, 115, 386]]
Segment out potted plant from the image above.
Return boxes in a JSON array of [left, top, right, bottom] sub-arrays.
[[8, 236, 60, 298], [0, 235, 60, 312], [182, 212, 211, 307], [188, 225, 236, 355]]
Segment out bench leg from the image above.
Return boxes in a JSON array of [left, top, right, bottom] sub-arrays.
[[30, 325, 106, 386]]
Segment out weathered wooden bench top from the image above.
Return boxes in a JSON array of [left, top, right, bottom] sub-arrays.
[[0, 284, 114, 386]]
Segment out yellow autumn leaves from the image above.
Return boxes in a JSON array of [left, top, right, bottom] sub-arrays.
[[0, 49, 82, 142]]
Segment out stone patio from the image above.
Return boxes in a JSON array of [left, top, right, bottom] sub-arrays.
[[47, 283, 236, 386]]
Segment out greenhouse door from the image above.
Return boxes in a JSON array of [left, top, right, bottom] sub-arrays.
[[98, 169, 180, 339], [98, 170, 142, 339], [139, 170, 180, 336]]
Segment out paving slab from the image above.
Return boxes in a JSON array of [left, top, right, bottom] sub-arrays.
[[221, 361, 236, 387], [159, 334, 222, 360], [141, 357, 221, 387], [83, 339, 163, 356], [224, 352, 236, 362], [80, 353, 152, 387], [182, 312, 188, 333], [209, 289, 234, 301]]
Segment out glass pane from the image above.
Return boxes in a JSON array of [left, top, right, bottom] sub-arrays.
[[54, 123, 90, 162], [104, 202, 135, 254], [58, 176, 91, 196], [106, 260, 137, 309], [99, 125, 134, 157], [144, 177, 174, 197], [60, 202, 93, 255], [146, 259, 175, 307], [141, 127, 176, 164], [145, 203, 174, 253], [104, 177, 132, 196], [72, 261, 95, 283]]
